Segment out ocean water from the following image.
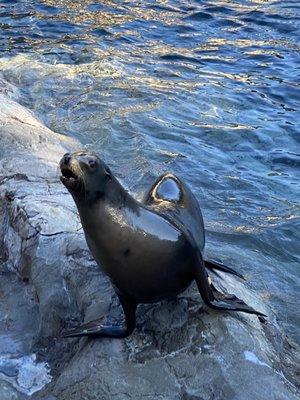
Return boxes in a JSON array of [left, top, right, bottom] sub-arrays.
[[0, 0, 299, 343]]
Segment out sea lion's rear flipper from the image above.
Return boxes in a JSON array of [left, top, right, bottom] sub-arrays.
[[193, 249, 266, 318], [210, 283, 266, 321], [62, 323, 131, 338], [204, 259, 246, 280], [62, 293, 137, 339]]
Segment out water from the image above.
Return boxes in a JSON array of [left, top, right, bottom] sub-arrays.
[[0, 1, 299, 343]]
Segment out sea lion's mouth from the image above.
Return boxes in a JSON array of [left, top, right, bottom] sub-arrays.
[[61, 167, 77, 180], [60, 166, 80, 190]]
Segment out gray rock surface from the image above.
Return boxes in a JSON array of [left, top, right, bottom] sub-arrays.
[[0, 91, 299, 400]]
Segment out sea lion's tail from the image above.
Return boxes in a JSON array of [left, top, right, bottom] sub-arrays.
[[204, 259, 245, 280]]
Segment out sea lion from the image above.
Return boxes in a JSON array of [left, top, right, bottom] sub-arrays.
[[59, 151, 265, 338]]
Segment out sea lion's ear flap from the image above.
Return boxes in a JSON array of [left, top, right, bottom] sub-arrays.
[[104, 167, 112, 181]]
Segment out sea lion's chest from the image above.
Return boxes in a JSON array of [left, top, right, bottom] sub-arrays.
[[79, 204, 193, 301], [82, 206, 181, 265]]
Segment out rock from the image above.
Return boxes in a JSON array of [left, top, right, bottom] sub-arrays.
[[0, 90, 298, 400]]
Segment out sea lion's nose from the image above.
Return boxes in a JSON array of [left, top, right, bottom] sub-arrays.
[[63, 153, 71, 165]]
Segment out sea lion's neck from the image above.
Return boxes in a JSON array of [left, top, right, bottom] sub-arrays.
[[75, 177, 139, 213], [73, 184, 141, 274]]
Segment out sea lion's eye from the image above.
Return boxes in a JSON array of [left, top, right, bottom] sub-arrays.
[[89, 160, 97, 169]]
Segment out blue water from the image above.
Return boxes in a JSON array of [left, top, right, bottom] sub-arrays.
[[0, 0, 299, 343]]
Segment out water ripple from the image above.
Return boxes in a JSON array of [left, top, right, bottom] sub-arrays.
[[0, 0, 299, 343]]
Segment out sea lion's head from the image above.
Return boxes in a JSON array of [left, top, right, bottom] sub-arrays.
[[59, 151, 112, 204]]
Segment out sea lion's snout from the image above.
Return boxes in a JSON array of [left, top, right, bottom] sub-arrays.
[[59, 152, 81, 191]]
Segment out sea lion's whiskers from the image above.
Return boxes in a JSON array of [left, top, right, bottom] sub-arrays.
[[70, 163, 85, 193]]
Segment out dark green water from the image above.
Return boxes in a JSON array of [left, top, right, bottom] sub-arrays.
[[0, 0, 299, 343]]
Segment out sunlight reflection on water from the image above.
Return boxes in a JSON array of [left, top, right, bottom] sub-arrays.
[[0, 0, 299, 342]]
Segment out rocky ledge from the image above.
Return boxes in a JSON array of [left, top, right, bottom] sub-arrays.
[[0, 90, 299, 400]]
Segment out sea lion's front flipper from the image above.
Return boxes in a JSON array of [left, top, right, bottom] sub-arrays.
[[193, 249, 266, 318], [204, 259, 246, 280], [62, 293, 137, 339]]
